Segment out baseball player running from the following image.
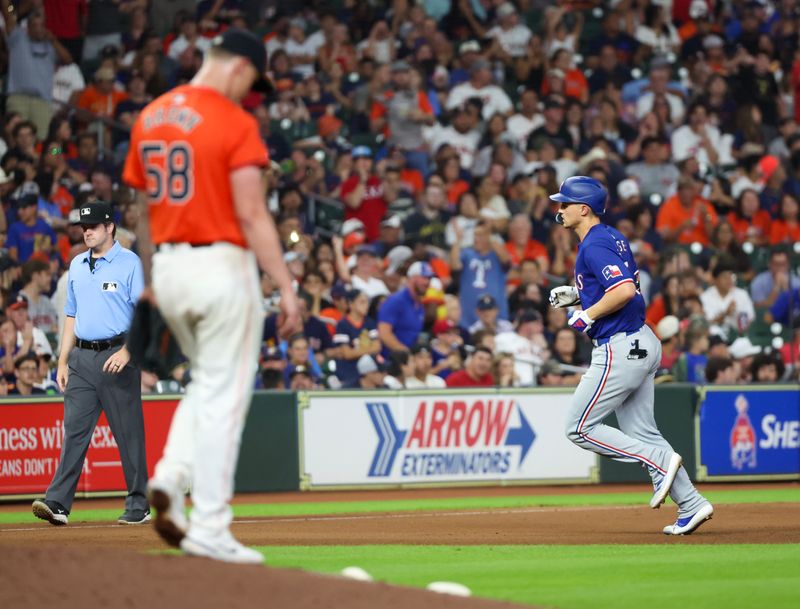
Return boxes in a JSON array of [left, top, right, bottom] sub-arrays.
[[549, 176, 713, 535], [123, 29, 300, 563]]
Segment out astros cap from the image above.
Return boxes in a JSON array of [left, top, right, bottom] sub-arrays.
[[211, 28, 273, 93]]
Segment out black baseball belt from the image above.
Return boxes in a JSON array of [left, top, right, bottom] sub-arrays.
[[75, 335, 127, 351]]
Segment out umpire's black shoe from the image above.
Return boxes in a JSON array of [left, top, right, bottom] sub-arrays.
[[118, 509, 152, 525], [32, 499, 69, 526]]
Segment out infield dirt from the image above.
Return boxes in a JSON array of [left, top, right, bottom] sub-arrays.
[[1, 484, 797, 609]]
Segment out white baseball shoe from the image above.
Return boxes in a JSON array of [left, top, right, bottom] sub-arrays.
[[650, 453, 683, 509], [180, 531, 263, 565], [663, 503, 714, 535], [147, 478, 188, 548]]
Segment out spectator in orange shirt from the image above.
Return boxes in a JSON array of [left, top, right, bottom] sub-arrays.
[[541, 49, 589, 104], [769, 192, 800, 245], [727, 188, 771, 246], [77, 66, 128, 120], [655, 175, 718, 246], [505, 213, 549, 275]]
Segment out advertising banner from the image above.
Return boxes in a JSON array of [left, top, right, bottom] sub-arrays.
[[299, 390, 596, 488], [697, 387, 800, 480], [0, 398, 178, 497]]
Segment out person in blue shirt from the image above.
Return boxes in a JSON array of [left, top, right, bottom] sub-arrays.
[[377, 261, 433, 357], [548, 176, 713, 536], [6, 189, 57, 263], [31, 200, 149, 528], [768, 286, 800, 326], [450, 220, 510, 329]]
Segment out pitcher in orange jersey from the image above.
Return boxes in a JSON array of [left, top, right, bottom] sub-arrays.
[[123, 29, 300, 565]]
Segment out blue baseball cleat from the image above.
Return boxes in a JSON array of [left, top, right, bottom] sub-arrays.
[[650, 453, 683, 509], [663, 503, 714, 535]]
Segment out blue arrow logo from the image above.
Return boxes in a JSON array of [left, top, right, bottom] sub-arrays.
[[505, 406, 536, 467], [366, 403, 407, 477]]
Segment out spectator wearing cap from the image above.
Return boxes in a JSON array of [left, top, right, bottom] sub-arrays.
[[445, 346, 494, 387], [486, 2, 533, 63], [373, 215, 404, 258], [469, 294, 514, 336], [429, 317, 464, 376], [340, 146, 387, 242], [18, 258, 58, 335], [1, 3, 71, 136], [537, 359, 565, 387], [655, 315, 682, 372], [9, 352, 46, 396], [445, 58, 512, 121], [333, 289, 380, 387], [377, 261, 433, 358], [705, 357, 739, 384], [495, 308, 548, 386], [656, 175, 718, 246], [318, 280, 350, 336], [701, 260, 755, 338], [404, 344, 447, 389], [751, 352, 786, 383], [287, 364, 318, 390], [526, 96, 575, 159], [729, 336, 762, 383], [353, 354, 385, 389], [450, 220, 510, 329], [6, 186, 58, 263], [77, 66, 128, 123], [404, 180, 452, 254], [349, 245, 389, 301]]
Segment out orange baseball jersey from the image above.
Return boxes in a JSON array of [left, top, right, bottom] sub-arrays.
[[122, 84, 269, 247]]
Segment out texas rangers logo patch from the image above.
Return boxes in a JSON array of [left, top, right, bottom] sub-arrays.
[[571, 317, 588, 331], [602, 265, 623, 280]]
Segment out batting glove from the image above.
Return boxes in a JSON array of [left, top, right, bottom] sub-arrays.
[[568, 310, 594, 333], [549, 285, 580, 308]]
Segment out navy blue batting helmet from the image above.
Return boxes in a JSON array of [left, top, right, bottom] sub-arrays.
[[550, 176, 608, 216]]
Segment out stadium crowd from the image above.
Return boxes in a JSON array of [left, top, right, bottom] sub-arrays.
[[0, 0, 799, 394]]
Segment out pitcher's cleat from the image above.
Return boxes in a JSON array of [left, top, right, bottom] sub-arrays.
[[663, 503, 714, 535], [650, 453, 683, 509]]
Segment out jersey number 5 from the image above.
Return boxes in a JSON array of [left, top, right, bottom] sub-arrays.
[[140, 141, 194, 205]]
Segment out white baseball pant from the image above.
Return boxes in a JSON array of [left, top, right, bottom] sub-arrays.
[[152, 242, 263, 539]]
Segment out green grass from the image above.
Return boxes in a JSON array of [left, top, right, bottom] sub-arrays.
[[2, 487, 798, 525], [258, 544, 800, 609]]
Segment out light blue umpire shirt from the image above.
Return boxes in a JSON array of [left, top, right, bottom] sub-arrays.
[[65, 241, 144, 341]]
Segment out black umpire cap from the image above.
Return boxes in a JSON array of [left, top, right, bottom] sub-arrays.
[[211, 28, 273, 93], [78, 200, 113, 224]]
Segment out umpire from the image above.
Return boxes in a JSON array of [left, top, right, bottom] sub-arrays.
[[32, 201, 150, 526]]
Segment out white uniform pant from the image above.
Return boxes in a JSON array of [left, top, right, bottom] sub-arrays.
[[565, 325, 707, 516], [152, 243, 263, 538]]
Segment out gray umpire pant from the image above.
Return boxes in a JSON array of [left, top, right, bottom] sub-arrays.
[[46, 345, 148, 512], [564, 325, 708, 517]]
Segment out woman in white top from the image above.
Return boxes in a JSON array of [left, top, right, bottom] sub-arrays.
[[635, 4, 680, 56]]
